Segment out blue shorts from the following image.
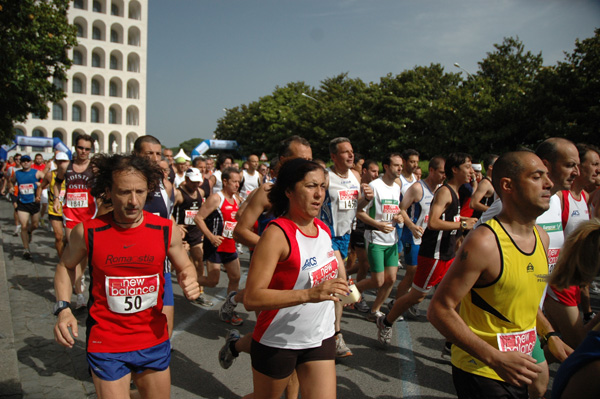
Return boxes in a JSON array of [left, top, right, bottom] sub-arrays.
[[87, 340, 171, 381], [331, 234, 351, 260], [403, 241, 420, 266], [163, 272, 174, 306]]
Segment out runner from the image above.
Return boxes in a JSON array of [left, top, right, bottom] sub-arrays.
[[11, 155, 45, 259], [470, 154, 499, 218], [243, 158, 349, 399], [376, 153, 477, 346], [209, 153, 234, 194], [240, 154, 261, 200], [53, 153, 199, 399], [428, 151, 572, 399]]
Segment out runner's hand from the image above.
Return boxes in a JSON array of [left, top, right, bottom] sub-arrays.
[[490, 351, 542, 387], [410, 225, 424, 239], [178, 271, 200, 301], [362, 184, 374, 201], [54, 309, 78, 348], [377, 221, 394, 234], [461, 217, 478, 230], [547, 335, 573, 363], [309, 278, 350, 303], [53, 201, 62, 214], [210, 235, 223, 247]]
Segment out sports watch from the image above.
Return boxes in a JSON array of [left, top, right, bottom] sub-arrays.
[[53, 301, 71, 316]]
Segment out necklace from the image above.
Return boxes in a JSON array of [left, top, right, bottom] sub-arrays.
[[331, 166, 349, 179]]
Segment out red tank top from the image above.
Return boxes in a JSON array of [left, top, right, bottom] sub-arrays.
[[84, 212, 171, 353], [64, 161, 97, 223], [217, 192, 239, 253]]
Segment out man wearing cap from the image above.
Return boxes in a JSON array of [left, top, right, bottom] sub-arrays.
[[173, 157, 189, 188], [173, 168, 213, 307], [37, 152, 70, 258], [11, 155, 46, 259]]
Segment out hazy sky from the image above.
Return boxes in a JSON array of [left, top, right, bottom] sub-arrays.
[[146, 0, 600, 148]]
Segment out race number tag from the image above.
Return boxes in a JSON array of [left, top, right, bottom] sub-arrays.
[[497, 328, 536, 356], [338, 189, 359, 210], [66, 192, 88, 208], [423, 214, 429, 228], [309, 259, 338, 287], [184, 210, 198, 225], [105, 274, 160, 314], [58, 189, 66, 203], [547, 248, 560, 274], [19, 183, 34, 195], [451, 215, 461, 235], [223, 221, 237, 239], [382, 200, 400, 222]]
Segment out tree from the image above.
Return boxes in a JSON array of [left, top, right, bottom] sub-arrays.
[[0, 0, 77, 143]]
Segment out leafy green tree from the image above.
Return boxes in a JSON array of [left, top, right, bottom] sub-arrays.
[[0, 0, 77, 143]]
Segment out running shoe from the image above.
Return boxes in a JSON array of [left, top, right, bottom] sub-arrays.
[[218, 329, 240, 369], [335, 333, 353, 358], [441, 343, 452, 364], [76, 293, 86, 309], [376, 314, 393, 346], [23, 249, 31, 260], [354, 296, 370, 313], [14, 225, 21, 236], [584, 311, 597, 325], [406, 304, 419, 319], [367, 310, 385, 322], [191, 294, 214, 308], [219, 291, 243, 325]]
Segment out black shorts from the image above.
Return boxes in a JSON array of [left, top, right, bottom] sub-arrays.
[[17, 201, 40, 215], [350, 229, 366, 250], [183, 226, 204, 247], [452, 365, 527, 399], [49, 214, 63, 222], [251, 336, 335, 379], [9, 193, 18, 204], [205, 248, 238, 264]]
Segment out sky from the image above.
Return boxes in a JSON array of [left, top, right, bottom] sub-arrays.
[[146, 0, 600, 149]]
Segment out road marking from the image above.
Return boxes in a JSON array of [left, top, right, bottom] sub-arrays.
[[396, 320, 421, 397]]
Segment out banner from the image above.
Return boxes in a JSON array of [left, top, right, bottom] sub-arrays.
[[191, 140, 239, 159], [0, 136, 72, 161]]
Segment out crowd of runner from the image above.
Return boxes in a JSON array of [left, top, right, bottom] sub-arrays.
[[2, 133, 600, 399]]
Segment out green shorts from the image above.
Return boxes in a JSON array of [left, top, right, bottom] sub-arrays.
[[367, 243, 398, 273], [532, 335, 545, 364]]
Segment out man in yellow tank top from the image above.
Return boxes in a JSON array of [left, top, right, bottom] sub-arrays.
[[429, 151, 573, 399]]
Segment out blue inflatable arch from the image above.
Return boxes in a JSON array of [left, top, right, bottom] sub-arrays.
[[191, 140, 239, 159], [0, 135, 72, 161]]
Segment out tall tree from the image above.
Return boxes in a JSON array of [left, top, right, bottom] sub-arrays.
[[0, 0, 77, 143]]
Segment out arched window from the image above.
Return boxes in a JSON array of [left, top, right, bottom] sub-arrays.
[[109, 107, 117, 124], [92, 26, 102, 40], [74, 0, 85, 10], [52, 103, 64, 121], [109, 81, 118, 97], [110, 54, 118, 70], [72, 77, 83, 93], [110, 29, 119, 43], [93, 1, 102, 12], [73, 50, 83, 65], [75, 23, 84, 38], [92, 52, 101, 67], [53, 77, 64, 90], [111, 3, 119, 16], [91, 79, 101, 95], [53, 130, 64, 141], [126, 106, 139, 126], [128, 1, 141, 20], [72, 105, 82, 122], [127, 80, 139, 99], [32, 129, 45, 151], [91, 106, 100, 123]]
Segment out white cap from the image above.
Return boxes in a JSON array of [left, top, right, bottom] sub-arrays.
[[55, 152, 70, 161], [472, 163, 482, 172], [185, 167, 202, 182]]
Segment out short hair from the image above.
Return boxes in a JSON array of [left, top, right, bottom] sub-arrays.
[[363, 159, 378, 172], [428, 156, 445, 171], [133, 135, 161, 155], [90, 154, 163, 205], [268, 158, 324, 217], [329, 137, 351, 155], [550, 218, 600, 289], [75, 134, 94, 147], [221, 166, 240, 182], [535, 137, 574, 164], [482, 154, 499, 172], [576, 143, 600, 164], [192, 156, 206, 168], [217, 153, 234, 169], [401, 149, 419, 160], [382, 153, 402, 169], [35, 153, 43, 158], [278, 136, 311, 159], [491, 151, 531, 196], [445, 153, 471, 180]]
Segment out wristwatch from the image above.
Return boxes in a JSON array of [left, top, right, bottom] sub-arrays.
[[461, 220, 468, 230], [540, 331, 560, 348], [53, 301, 71, 316]]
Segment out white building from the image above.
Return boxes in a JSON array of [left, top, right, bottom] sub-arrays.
[[14, 0, 147, 155]]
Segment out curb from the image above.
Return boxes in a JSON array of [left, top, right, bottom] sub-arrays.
[[0, 225, 23, 398]]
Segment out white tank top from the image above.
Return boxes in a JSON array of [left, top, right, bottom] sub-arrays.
[[561, 190, 589, 238], [321, 168, 361, 237], [399, 173, 417, 197], [212, 170, 223, 194], [364, 178, 401, 246], [409, 180, 435, 245], [536, 194, 564, 274], [240, 170, 260, 199]]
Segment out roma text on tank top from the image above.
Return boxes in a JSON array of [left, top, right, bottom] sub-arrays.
[[452, 218, 548, 381], [419, 183, 461, 260], [84, 212, 170, 353], [253, 217, 337, 349], [64, 161, 96, 222], [320, 168, 360, 237]]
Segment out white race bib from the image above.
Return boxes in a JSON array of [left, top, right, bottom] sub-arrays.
[[338, 189, 359, 210], [184, 209, 198, 225], [309, 259, 338, 288], [66, 192, 88, 208], [105, 274, 160, 314], [382, 203, 400, 222], [223, 221, 237, 239], [19, 183, 34, 195], [497, 328, 536, 356]]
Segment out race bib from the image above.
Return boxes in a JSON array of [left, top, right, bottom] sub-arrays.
[[338, 189, 359, 210], [223, 221, 237, 239], [382, 202, 400, 222], [58, 189, 66, 203], [497, 328, 536, 356], [19, 183, 34, 195], [423, 214, 429, 228], [66, 192, 88, 208], [547, 248, 560, 274], [105, 274, 160, 314], [184, 209, 198, 225], [451, 215, 461, 235], [309, 258, 339, 287]]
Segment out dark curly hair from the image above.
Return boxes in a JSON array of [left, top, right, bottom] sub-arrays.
[[90, 154, 163, 205], [268, 158, 325, 217]]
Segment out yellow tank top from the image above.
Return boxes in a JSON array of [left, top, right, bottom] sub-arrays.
[[451, 217, 548, 381], [48, 171, 66, 217]]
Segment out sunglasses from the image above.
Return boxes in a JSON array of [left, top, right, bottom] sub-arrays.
[[77, 146, 92, 151]]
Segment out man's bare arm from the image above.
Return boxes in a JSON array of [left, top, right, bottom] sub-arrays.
[[232, 183, 272, 247]]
